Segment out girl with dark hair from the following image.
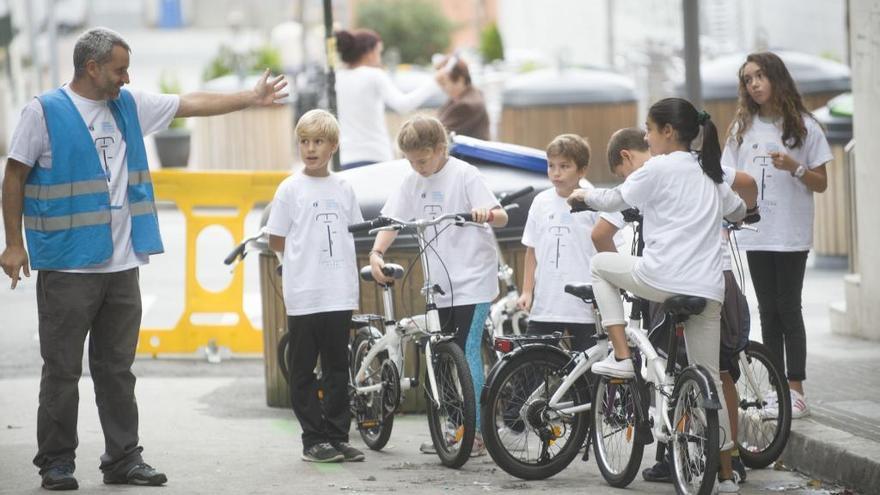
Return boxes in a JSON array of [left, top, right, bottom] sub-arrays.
[[334, 29, 439, 168], [568, 97, 748, 492], [721, 52, 832, 420]]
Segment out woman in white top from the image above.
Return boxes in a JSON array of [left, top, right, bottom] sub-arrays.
[[569, 98, 747, 489], [721, 52, 832, 419], [334, 29, 438, 168]]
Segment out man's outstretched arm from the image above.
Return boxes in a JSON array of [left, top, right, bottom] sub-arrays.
[[175, 69, 289, 118]]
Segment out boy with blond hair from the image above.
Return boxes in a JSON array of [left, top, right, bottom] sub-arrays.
[[267, 109, 365, 463]]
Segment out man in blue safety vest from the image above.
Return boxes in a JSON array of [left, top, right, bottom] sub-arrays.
[[0, 27, 288, 491]]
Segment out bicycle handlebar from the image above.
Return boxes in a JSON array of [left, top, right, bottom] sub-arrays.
[[498, 186, 534, 207], [224, 233, 265, 265], [349, 212, 480, 234]]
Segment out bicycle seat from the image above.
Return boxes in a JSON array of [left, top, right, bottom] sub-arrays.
[[359, 263, 405, 282], [661, 295, 706, 317], [564, 283, 594, 301]]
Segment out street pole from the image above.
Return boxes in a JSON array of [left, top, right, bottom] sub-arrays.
[[323, 0, 340, 170], [47, 0, 59, 89], [682, 0, 702, 109]]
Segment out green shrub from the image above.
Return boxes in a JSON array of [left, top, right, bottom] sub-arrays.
[[159, 72, 186, 129], [480, 22, 503, 63], [202, 45, 283, 82], [356, 0, 452, 65]]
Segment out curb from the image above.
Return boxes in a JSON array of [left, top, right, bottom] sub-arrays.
[[780, 418, 880, 494]]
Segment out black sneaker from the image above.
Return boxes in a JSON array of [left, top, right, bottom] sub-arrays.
[[41, 464, 78, 491], [302, 442, 344, 463], [103, 462, 167, 486], [331, 441, 365, 462], [642, 460, 672, 483], [732, 456, 747, 483]]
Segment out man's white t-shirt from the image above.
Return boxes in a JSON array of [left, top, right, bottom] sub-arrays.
[[381, 156, 500, 308], [620, 151, 744, 303], [8, 86, 179, 273], [721, 114, 832, 251], [523, 188, 625, 324], [265, 173, 364, 316], [336, 66, 437, 165]]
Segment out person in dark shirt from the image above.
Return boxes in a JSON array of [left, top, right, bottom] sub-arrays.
[[434, 56, 490, 140]]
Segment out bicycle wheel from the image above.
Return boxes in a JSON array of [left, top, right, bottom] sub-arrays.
[[592, 376, 645, 487], [425, 341, 476, 468], [350, 332, 394, 451], [481, 348, 591, 480], [670, 367, 720, 495], [735, 341, 792, 468]]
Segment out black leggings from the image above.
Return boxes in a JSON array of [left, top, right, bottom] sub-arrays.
[[746, 251, 809, 382]]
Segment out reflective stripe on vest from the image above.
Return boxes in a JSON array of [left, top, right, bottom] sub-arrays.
[[24, 179, 109, 201], [23, 210, 112, 232], [130, 200, 156, 217], [128, 170, 152, 186]]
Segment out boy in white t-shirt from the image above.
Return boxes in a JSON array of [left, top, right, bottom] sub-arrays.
[[517, 134, 624, 351], [368, 116, 508, 456], [266, 110, 365, 464]]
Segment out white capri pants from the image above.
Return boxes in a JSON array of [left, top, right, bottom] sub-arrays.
[[590, 252, 732, 450]]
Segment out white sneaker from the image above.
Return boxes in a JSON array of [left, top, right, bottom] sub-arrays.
[[716, 478, 740, 493], [591, 353, 635, 379], [791, 390, 810, 419], [471, 433, 487, 457]]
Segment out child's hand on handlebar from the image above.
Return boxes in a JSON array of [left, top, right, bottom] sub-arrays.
[[516, 291, 533, 312], [470, 207, 494, 224], [369, 251, 393, 284], [566, 189, 588, 207]]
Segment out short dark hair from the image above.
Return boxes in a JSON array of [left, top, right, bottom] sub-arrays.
[[435, 55, 471, 86], [606, 128, 648, 171]]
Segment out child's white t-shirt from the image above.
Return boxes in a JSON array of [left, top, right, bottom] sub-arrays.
[[721, 114, 832, 251], [381, 156, 500, 308], [8, 87, 179, 273], [522, 188, 625, 324], [620, 151, 744, 303], [265, 173, 364, 316]]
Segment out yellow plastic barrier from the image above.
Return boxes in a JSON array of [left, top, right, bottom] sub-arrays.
[[137, 169, 288, 357]]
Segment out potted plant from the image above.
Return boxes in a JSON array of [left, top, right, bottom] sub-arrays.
[[153, 73, 190, 168]]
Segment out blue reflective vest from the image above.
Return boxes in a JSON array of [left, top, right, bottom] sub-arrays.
[[23, 88, 164, 270]]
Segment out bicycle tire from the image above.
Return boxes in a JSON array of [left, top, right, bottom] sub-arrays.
[[350, 332, 394, 451], [735, 341, 792, 469], [425, 341, 476, 468], [481, 348, 591, 480], [670, 367, 720, 495], [592, 376, 645, 487], [277, 331, 291, 382]]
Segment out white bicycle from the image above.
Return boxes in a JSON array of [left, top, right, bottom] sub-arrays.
[[347, 212, 485, 468]]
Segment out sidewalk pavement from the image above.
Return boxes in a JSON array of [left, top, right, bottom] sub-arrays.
[[758, 260, 880, 494]]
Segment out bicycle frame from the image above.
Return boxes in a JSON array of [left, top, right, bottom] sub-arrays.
[[351, 213, 482, 408]]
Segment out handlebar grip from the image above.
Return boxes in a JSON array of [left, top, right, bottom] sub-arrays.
[[569, 199, 595, 213], [743, 212, 761, 224], [348, 217, 391, 233], [499, 186, 534, 207], [224, 243, 246, 265], [621, 208, 642, 223], [455, 212, 474, 223]]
